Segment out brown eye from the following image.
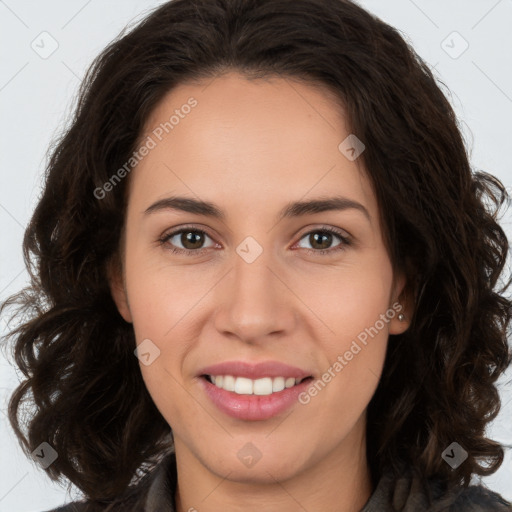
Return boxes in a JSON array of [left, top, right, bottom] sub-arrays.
[[178, 231, 206, 250], [159, 228, 216, 255], [296, 227, 351, 255], [308, 232, 335, 250]]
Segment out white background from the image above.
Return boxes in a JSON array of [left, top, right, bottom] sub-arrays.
[[1, 0, 511, 510]]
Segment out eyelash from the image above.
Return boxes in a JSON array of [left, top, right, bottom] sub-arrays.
[[158, 225, 352, 257]]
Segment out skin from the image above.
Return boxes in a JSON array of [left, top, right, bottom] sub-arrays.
[[110, 71, 411, 512]]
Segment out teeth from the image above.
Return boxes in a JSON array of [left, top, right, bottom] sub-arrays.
[[235, 377, 253, 395], [272, 377, 285, 392], [207, 375, 306, 395], [223, 375, 235, 391]]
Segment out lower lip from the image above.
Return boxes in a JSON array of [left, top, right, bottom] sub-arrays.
[[200, 376, 313, 421]]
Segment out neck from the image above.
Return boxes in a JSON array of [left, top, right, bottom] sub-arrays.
[[174, 416, 373, 512]]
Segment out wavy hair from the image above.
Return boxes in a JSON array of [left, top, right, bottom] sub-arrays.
[[1, 0, 511, 503]]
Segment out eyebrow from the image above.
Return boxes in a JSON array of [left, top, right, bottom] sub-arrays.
[[144, 195, 371, 222]]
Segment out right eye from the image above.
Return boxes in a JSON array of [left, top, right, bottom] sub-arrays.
[[158, 227, 217, 255]]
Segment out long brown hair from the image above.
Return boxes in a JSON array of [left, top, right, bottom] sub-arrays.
[[1, 0, 510, 503]]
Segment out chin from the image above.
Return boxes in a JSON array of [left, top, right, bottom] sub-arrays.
[[199, 441, 309, 483]]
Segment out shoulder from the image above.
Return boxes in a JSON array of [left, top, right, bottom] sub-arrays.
[[365, 462, 512, 512], [416, 472, 512, 511], [41, 488, 144, 512], [40, 452, 175, 512], [42, 504, 89, 512], [438, 483, 512, 511], [41, 481, 148, 512]]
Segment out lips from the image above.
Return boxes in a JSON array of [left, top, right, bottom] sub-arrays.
[[197, 360, 314, 420], [197, 360, 313, 380]]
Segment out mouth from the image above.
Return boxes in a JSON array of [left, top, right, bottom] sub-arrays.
[[197, 360, 315, 420], [199, 373, 315, 421], [201, 374, 314, 396]]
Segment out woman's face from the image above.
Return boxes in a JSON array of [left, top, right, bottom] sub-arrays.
[[110, 71, 409, 483]]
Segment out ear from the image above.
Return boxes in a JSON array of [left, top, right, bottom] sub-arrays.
[[107, 255, 133, 323], [388, 272, 412, 335]]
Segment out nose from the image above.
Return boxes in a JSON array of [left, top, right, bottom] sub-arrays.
[[213, 242, 297, 344]]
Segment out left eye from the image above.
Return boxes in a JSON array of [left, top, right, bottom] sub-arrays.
[[295, 228, 350, 254], [159, 227, 351, 255], [159, 229, 217, 254]]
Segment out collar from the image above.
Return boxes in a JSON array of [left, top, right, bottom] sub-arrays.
[[143, 451, 177, 511]]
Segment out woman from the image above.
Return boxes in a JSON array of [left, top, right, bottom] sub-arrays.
[[1, 0, 511, 510]]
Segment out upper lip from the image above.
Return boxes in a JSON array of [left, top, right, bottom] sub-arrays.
[[198, 360, 312, 380]]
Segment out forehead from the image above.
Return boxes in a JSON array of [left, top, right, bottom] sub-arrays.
[[130, 71, 377, 222]]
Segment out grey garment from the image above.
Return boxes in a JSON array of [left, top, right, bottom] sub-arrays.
[[360, 462, 512, 512], [44, 451, 512, 512]]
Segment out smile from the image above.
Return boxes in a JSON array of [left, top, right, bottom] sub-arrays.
[[200, 374, 314, 421], [204, 375, 311, 395]]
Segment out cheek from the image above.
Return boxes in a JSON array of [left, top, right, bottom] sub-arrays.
[[301, 307, 390, 434], [298, 259, 393, 346], [139, 363, 197, 436], [295, 255, 393, 408], [124, 243, 213, 341], [122, 250, 206, 403]]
